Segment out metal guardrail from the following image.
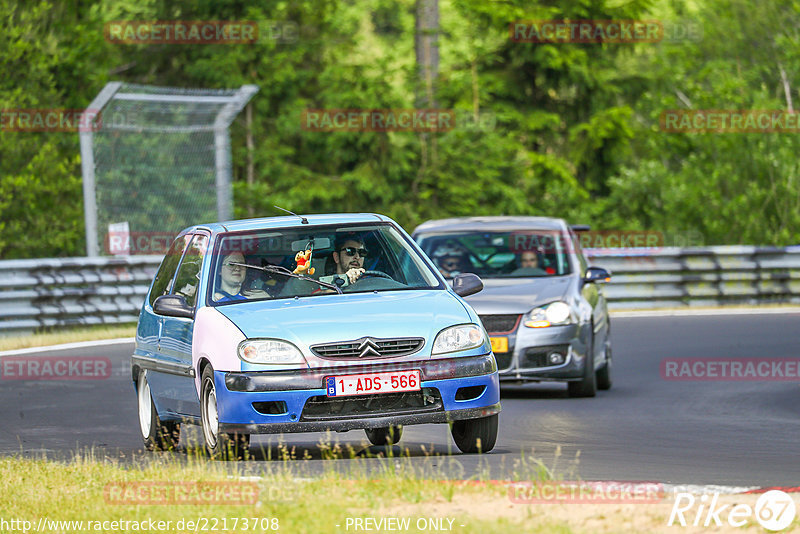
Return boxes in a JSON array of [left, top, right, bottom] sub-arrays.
[[585, 246, 800, 309], [1, 246, 799, 334], [0, 255, 161, 334]]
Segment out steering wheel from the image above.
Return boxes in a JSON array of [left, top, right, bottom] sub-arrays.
[[358, 270, 393, 281]]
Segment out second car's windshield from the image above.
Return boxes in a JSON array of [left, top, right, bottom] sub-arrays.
[[416, 230, 573, 278], [209, 223, 441, 304]]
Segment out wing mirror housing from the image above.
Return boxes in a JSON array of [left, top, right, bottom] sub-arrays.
[[452, 273, 484, 297], [584, 266, 611, 284], [153, 294, 195, 319]]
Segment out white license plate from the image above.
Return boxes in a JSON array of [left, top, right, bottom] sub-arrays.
[[325, 370, 421, 397]]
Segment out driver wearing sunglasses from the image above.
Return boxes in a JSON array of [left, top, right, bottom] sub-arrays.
[[329, 237, 368, 286]]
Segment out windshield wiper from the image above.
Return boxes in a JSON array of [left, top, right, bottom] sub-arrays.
[[229, 263, 343, 294]]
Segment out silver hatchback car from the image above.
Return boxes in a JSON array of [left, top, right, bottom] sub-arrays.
[[413, 216, 612, 397]]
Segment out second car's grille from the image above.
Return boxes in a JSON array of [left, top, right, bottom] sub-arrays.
[[479, 314, 521, 334], [310, 337, 424, 360], [493, 352, 513, 370]]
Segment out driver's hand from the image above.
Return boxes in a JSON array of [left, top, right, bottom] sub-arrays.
[[345, 268, 365, 284]]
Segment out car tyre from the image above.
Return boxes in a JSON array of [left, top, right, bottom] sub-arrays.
[[365, 425, 403, 446], [596, 343, 612, 391], [451, 414, 498, 453], [567, 343, 597, 398], [137, 369, 180, 451], [200, 366, 250, 460]]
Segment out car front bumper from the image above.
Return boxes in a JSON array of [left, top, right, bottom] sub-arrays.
[[491, 323, 590, 382], [214, 353, 501, 434]]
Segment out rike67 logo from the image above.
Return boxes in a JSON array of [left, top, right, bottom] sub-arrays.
[[669, 490, 796, 531]]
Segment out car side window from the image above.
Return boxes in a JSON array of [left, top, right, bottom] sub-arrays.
[[172, 234, 208, 308], [148, 235, 191, 307]]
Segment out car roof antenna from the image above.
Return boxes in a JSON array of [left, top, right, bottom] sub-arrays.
[[274, 205, 309, 224]]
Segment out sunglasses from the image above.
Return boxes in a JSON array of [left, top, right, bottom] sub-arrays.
[[340, 247, 368, 257]]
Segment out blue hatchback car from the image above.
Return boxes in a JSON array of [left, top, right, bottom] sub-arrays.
[[133, 213, 500, 457]]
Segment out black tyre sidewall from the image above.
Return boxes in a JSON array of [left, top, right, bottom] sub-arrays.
[[365, 425, 403, 446], [568, 335, 597, 398], [596, 343, 612, 390], [451, 414, 498, 453], [201, 365, 249, 460], [138, 370, 179, 451]]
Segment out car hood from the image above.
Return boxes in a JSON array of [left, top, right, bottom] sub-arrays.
[[214, 289, 472, 350], [463, 277, 572, 314]]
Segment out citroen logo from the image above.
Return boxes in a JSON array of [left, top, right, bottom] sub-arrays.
[[357, 338, 381, 358]]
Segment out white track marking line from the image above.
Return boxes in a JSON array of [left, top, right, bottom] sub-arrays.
[[611, 307, 800, 318]]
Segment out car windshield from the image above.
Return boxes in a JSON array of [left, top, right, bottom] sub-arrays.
[[416, 230, 573, 278], [209, 223, 441, 304]]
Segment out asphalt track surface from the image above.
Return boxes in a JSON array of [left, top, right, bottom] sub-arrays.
[[1, 313, 799, 486]]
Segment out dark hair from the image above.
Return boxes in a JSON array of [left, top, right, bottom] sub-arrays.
[[334, 232, 364, 251]]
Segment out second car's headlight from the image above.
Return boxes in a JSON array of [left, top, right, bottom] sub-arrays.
[[524, 301, 573, 328], [432, 324, 486, 355], [238, 339, 306, 364]]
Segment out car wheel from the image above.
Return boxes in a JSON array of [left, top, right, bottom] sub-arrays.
[[596, 343, 612, 391], [567, 343, 597, 398], [450, 414, 498, 453], [137, 369, 180, 451], [365, 425, 403, 446], [200, 366, 250, 460]]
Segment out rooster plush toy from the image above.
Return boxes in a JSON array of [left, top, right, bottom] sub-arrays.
[[292, 249, 315, 275]]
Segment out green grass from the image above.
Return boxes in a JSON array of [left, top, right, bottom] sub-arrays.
[[1, 446, 792, 533], [0, 324, 136, 352], [0, 452, 566, 534]]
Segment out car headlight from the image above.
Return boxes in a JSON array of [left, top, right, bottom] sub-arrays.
[[524, 301, 573, 328], [432, 324, 486, 355], [237, 339, 306, 364]]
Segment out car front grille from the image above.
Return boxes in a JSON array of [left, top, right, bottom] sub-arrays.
[[479, 314, 521, 334], [310, 337, 424, 360]]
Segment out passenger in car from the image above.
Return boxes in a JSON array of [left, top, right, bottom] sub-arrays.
[[213, 252, 270, 302], [519, 251, 539, 269], [433, 245, 471, 279], [512, 250, 550, 276]]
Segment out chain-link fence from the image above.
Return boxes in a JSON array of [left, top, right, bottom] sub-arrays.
[[80, 82, 258, 256]]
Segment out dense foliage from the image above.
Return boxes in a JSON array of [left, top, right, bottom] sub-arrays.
[[1, 0, 799, 258]]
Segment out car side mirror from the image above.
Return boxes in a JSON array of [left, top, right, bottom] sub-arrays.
[[584, 266, 611, 284], [153, 294, 195, 319], [452, 273, 484, 297]]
